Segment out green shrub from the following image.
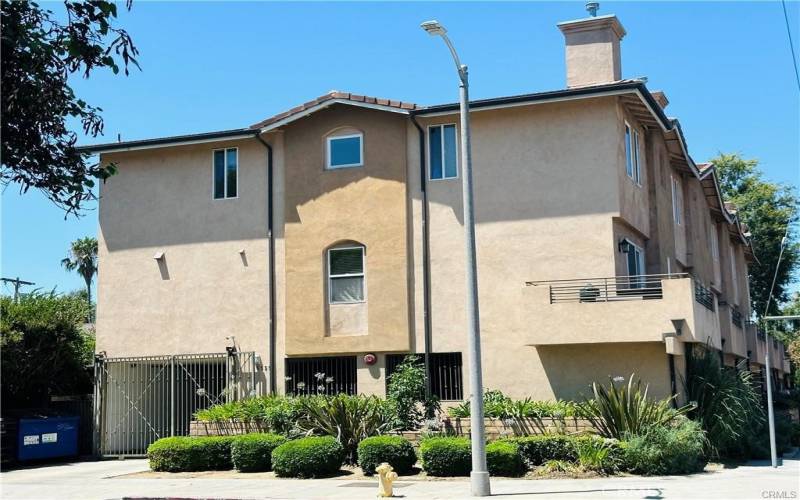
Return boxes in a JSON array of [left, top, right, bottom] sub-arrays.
[[194, 396, 303, 434], [230, 433, 287, 472], [486, 440, 525, 477], [419, 437, 471, 476], [147, 436, 235, 472], [386, 355, 440, 430], [296, 394, 395, 463], [621, 417, 707, 475], [511, 435, 576, 466], [683, 346, 764, 458], [271, 436, 345, 478], [579, 374, 690, 439], [574, 435, 620, 473], [357, 435, 417, 475], [447, 391, 579, 419]]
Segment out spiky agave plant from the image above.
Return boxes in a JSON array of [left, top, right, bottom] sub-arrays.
[[579, 374, 690, 439], [296, 394, 396, 463]]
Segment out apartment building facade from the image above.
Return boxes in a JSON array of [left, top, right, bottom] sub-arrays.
[[85, 12, 791, 418]]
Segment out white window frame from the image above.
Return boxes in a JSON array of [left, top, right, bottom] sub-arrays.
[[327, 245, 366, 304], [625, 121, 642, 185], [671, 175, 682, 225], [730, 246, 739, 305], [326, 133, 364, 170], [427, 123, 459, 181], [212, 147, 238, 200], [622, 238, 646, 288]]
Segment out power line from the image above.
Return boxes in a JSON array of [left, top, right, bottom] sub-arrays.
[[762, 1, 800, 317], [0, 277, 35, 301]]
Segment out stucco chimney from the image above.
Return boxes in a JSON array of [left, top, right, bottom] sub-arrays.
[[557, 14, 626, 88]]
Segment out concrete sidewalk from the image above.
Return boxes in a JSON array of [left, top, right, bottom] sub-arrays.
[[2, 458, 798, 499]]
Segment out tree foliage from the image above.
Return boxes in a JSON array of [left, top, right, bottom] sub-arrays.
[[1, 292, 95, 408], [1, 0, 139, 215], [61, 236, 98, 312], [712, 153, 799, 317]]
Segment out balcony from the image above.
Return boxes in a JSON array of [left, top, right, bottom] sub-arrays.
[[524, 274, 721, 349], [745, 322, 766, 366], [731, 307, 743, 329]]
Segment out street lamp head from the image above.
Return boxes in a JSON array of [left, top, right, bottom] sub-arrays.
[[420, 20, 446, 36]]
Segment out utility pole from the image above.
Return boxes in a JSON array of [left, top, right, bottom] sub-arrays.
[[761, 314, 799, 468], [1, 277, 35, 301]]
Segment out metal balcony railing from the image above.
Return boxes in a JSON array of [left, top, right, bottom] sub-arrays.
[[526, 273, 688, 304], [731, 306, 743, 328], [694, 281, 715, 311]]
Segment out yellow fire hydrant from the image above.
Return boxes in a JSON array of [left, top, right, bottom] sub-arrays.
[[375, 462, 398, 497]]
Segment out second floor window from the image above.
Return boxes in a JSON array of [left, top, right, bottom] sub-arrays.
[[327, 133, 363, 169], [328, 246, 365, 304], [625, 122, 641, 184], [213, 148, 237, 199], [710, 224, 719, 262], [429, 124, 457, 180]]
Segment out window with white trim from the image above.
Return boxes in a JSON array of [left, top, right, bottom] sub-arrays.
[[671, 175, 683, 225], [624, 122, 641, 184], [326, 133, 363, 169], [730, 246, 739, 304], [429, 124, 457, 180], [328, 246, 365, 303], [623, 239, 645, 283], [213, 148, 237, 199]]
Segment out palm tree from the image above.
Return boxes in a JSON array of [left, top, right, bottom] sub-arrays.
[[61, 237, 98, 318]]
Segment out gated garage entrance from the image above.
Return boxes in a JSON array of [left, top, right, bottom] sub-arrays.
[[94, 351, 262, 456]]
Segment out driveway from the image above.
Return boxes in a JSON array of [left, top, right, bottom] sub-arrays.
[[2, 458, 798, 499]]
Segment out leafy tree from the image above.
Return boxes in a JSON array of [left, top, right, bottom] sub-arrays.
[[1, 0, 139, 216], [1, 292, 94, 408], [61, 237, 98, 318], [712, 153, 799, 317], [386, 355, 440, 429]]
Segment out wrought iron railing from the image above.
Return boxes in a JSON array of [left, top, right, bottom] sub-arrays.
[[526, 273, 688, 304], [694, 281, 715, 311], [731, 306, 743, 328]]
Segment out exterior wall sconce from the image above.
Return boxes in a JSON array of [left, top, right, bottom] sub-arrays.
[[618, 239, 633, 253]]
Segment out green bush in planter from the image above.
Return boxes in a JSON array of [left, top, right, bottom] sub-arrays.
[[147, 436, 235, 472], [486, 440, 525, 477], [357, 435, 417, 475], [231, 433, 288, 472], [419, 437, 471, 476], [510, 435, 576, 466], [621, 418, 706, 475], [271, 436, 345, 478]]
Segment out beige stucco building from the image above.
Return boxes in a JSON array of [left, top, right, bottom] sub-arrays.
[[84, 12, 791, 409]]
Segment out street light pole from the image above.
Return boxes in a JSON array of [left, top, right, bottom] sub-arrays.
[[761, 314, 799, 468], [421, 20, 491, 497]]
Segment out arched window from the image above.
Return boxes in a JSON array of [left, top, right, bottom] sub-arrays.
[[327, 244, 365, 304]]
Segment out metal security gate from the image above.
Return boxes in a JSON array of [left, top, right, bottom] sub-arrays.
[[94, 351, 261, 456]]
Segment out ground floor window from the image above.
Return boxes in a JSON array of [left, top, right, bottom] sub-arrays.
[[285, 356, 357, 395], [386, 352, 463, 401]]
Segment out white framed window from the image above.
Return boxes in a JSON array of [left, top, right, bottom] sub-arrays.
[[621, 238, 645, 288], [730, 246, 739, 304], [710, 223, 719, 262], [326, 133, 363, 169], [213, 148, 238, 199], [328, 246, 365, 304], [671, 175, 683, 225], [624, 122, 642, 184], [428, 124, 458, 180]]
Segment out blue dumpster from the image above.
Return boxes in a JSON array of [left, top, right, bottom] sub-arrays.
[[17, 416, 79, 461]]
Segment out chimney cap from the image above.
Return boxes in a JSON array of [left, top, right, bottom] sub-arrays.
[[557, 14, 626, 39]]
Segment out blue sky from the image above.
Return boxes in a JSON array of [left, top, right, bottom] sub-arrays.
[[2, 1, 799, 296]]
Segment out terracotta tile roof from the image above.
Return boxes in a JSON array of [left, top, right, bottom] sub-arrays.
[[249, 91, 418, 130]]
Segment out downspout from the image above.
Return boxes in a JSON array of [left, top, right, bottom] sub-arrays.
[[410, 115, 433, 399], [254, 133, 277, 394]]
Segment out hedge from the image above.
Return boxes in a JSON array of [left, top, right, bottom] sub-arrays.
[[419, 437, 471, 476], [486, 440, 526, 477], [231, 433, 288, 472], [621, 418, 707, 475], [271, 436, 345, 478], [511, 435, 577, 466], [147, 436, 235, 472], [357, 435, 417, 475]]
